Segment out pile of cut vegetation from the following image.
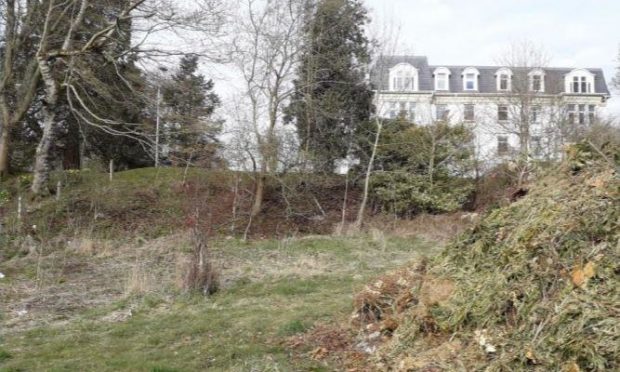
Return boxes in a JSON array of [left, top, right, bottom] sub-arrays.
[[351, 142, 619, 371]]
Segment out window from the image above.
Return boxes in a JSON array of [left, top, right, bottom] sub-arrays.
[[529, 69, 545, 92], [567, 104, 576, 124], [387, 101, 416, 121], [399, 101, 407, 116], [408, 102, 416, 122], [581, 77, 588, 93], [496, 68, 512, 91], [433, 67, 451, 91], [462, 67, 479, 91], [578, 104, 586, 124], [573, 76, 592, 92], [393, 71, 415, 91], [499, 74, 510, 90], [465, 74, 475, 90], [390, 63, 418, 91], [588, 105, 596, 123], [531, 136, 542, 156], [464, 104, 475, 121], [388, 101, 398, 119], [531, 106, 540, 123], [436, 104, 449, 121], [498, 105, 508, 121], [436, 73, 448, 90], [532, 75, 542, 91], [497, 136, 509, 155], [566, 70, 594, 93]]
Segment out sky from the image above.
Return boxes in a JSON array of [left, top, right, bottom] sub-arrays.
[[364, 0, 620, 116]]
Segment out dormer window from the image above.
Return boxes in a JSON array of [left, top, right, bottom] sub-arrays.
[[528, 69, 545, 92], [572, 76, 591, 93], [565, 69, 595, 94], [499, 74, 510, 90], [462, 67, 479, 91], [389, 63, 418, 91], [433, 67, 451, 91], [496, 68, 512, 91], [532, 75, 542, 91]]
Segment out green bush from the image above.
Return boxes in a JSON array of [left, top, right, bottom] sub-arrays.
[[370, 172, 473, 215], [364, 119, 476, 216]]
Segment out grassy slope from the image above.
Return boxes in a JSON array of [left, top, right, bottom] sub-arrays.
[[0, 167, 360, 253], [1, 233, 439, 371]]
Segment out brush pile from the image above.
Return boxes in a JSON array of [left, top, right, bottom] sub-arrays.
[[352, 142, 619, 371]]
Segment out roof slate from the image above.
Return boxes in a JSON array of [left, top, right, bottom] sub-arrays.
[[371, 55, 610, 95]]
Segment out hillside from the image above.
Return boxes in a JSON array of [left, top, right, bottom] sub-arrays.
[[0, 168, 361, 259]]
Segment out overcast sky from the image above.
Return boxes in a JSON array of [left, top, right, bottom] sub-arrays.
[[365, 0, 620, 115]]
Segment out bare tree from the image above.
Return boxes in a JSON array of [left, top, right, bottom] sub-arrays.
[[231, 0, 306, 217], [492, 41, 553, 185]]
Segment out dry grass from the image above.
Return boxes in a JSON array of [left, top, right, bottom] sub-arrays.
[[0, 231, 438, 371], [367, 212, 473, 243], [124, 263, 155, 295], [182, 227, 219, 295]]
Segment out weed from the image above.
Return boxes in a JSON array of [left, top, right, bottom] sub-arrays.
[[279, 319, 309, 336], [0, 348, 12, 362]]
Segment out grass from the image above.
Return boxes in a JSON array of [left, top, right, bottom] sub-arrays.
[[0, 234, 439, 371], [0, 167, 359, 257]]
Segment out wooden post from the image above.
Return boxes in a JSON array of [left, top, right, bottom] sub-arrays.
[[109, 159, 114, 181]]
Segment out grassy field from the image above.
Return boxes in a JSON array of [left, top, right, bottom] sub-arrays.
[[0, 234, 439, 371]]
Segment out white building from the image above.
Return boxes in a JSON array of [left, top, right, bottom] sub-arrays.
[[371, 56, 611, 165]]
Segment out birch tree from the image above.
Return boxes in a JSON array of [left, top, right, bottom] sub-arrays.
[[0, 0, 44, 177], [353, 21, 400, 228], [30, 0, 151, 194]]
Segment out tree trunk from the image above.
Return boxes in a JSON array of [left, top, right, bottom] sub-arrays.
[[31, 108, 56, 195], [355, 118, 382, 228], [250, 172, 266, 218], [251, 176, 265, 218], [0, 126, 10, 177], [31, 56, 59, 195]]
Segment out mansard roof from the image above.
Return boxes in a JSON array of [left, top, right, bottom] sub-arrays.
[[371, 55, 610, 95]]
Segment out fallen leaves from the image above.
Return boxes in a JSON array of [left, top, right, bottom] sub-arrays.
[[571, 262, 596, 288], [564, 361, 581, 372], [311, 347, 328, 360]]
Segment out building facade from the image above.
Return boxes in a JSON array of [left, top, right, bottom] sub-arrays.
[[371, 56, 611, 166]]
